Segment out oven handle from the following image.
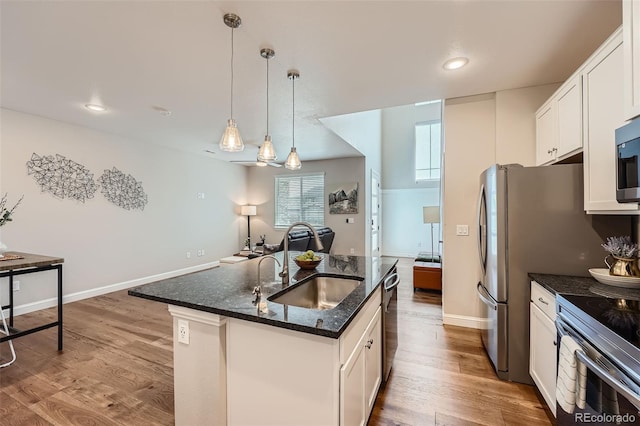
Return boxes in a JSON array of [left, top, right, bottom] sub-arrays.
[[556, 317, 640, 410]]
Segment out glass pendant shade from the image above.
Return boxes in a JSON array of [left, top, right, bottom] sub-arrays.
[[219, 118, 244, 152], [257, 135, 277, 162], [285, 147, 302, 170]]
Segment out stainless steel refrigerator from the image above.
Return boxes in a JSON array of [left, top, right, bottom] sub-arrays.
[[476, 163, 631, 384]]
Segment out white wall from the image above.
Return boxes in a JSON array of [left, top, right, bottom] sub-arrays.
[[0, 109, 247, 313], [379, 102, 442, 256], [381, 188, 440, 257], [442, 84, 556, 329], [320, 110, 381, 256], [381, 102, 441, 190], [246, 157, 366, 256]]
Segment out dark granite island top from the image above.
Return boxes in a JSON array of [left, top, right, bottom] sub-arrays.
[[129, 253, 398, 338]]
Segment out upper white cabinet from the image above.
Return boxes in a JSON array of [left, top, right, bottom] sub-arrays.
[[583, 28, 640, 214], [535, 75, 582, 165], [623, 0, 640, 121]]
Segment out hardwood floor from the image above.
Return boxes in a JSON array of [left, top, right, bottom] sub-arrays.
[[0, 257, 552, 425]]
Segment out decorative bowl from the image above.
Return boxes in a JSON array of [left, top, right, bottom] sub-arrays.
[[294, 256, 323, 270]]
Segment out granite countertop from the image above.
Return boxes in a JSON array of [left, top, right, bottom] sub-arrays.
[[529, 273, 640, 300], [129, 252, 398, 338]]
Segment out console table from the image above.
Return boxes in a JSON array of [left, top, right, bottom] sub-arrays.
[[0, 252, 64, 350]]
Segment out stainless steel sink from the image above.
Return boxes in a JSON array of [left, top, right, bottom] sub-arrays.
[[268, 275, 363, 310]]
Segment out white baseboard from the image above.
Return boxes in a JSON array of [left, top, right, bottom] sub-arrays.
[[443, 313, 489, 329], [10, 261, 220, 317]]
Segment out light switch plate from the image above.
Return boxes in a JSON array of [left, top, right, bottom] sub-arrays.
[[456, 225, 469, 236]]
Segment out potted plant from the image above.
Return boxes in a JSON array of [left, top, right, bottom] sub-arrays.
[[601, 236, 640, 277], [0, 193, 23, 257]]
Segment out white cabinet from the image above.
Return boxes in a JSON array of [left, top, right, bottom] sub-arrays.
[[529, 281, 557, 416], [364, 311, 382, 414], [536, 102, 556, 165], [340, 308, 381, 426], [535, 75, 583, 165], [226, 290, 382, 426], [623, 0, 640, 120], [583, 28, 640, 214]]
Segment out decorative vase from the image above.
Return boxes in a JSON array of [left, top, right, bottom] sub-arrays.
[[605, 254, 640, 277]]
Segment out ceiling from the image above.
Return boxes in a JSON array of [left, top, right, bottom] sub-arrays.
[[0, 1, 622, 165]]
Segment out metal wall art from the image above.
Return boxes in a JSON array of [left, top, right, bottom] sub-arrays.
[[26, 153, 97, 202], [26, 153, 148, 211], [98, 167, 148, 211]]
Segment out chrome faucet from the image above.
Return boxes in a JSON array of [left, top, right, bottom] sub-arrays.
[[254, 255, 281, 306], [280, 222, 323, 285]]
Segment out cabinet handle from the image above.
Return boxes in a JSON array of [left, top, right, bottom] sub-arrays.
[[365, 339, 373, 349], [553, 341, 557, 346], [538, 297, 549, 305]]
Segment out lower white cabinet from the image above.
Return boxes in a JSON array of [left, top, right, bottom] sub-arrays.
[[340, 308, 382, 426], [529, 281, 557, 415], [226, 291, 382, 426]]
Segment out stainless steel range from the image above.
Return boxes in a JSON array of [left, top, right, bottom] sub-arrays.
[[556, 293, 640, 425]]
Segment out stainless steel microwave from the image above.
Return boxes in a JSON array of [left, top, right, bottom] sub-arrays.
[[616, 118, 640, 203]]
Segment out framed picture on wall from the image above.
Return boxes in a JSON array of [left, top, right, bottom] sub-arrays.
[[328, 182, 358, 214]]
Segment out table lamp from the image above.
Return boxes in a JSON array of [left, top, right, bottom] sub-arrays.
[[241, 205, 257, 251], [423, 206, 440, 260]]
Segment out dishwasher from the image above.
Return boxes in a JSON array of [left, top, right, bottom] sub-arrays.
[[381, 266, 399, 384]]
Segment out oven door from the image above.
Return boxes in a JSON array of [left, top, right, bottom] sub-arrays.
[[556, 317, 640, 425]]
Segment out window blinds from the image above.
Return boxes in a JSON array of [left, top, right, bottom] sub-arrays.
[[275, 173, 325, 227]]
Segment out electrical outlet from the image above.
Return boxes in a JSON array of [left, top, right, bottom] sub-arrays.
[[186, 251, 191, 259], [178, 319, 189, 344], [201, 249, 205, 256], [13, 280, 20, 291], [350, 248, 355, 254], [197, 249, 203, 257]]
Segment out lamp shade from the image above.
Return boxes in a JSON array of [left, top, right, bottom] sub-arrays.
[[241, 205, 257, 216], [423, 206, 440, 224]]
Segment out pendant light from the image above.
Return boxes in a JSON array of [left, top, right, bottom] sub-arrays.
[[219, 13, 244, 152], [257, 48, 277, 163], [285, 70, 301, 170]]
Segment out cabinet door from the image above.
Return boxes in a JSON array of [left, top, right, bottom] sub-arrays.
[[557, 75, 582, 156], [364, 310, 382, 415], [623, 0, 640, 120], [536, 102, 556, 166], [340, 344, 365, 426], [583, 32, 639, 213], [529, 303, 557, 415]]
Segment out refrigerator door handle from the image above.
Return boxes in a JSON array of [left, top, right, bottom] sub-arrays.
[[477, 184, 487, 275], [476, 282, 497, 310]]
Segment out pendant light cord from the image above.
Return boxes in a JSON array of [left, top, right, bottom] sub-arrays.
[[266, 55, 269, 135], [292, 74, 295, 148], [230, 27, 234, 119]]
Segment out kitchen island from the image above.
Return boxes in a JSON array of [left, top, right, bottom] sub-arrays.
[[129, 252, 397, 425]]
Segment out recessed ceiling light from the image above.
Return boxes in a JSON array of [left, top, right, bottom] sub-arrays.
[[443, 57, 469, 70], [85, 103, 107, 112]]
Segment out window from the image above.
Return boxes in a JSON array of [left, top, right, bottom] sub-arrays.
[[415, 120, 442, 181], [275, 173, 325, 227]]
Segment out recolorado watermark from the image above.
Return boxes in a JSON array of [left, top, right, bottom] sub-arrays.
[[575, 413, 637, 423]]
